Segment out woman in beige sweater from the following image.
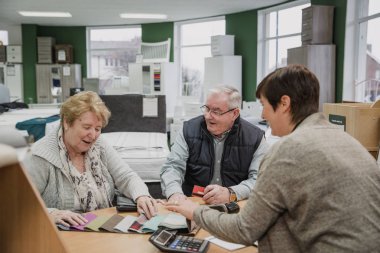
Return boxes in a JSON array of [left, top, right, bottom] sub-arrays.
[[166, 65, 380, 252]]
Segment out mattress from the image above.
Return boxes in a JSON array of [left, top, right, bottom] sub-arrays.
[[101, 132, 170, 182], [0, 108, 60, 127]]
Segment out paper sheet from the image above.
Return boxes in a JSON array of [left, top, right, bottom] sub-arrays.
[[205, 236, 246, 251], [63, 66, 71, 76], [143, 97, 158, 117]]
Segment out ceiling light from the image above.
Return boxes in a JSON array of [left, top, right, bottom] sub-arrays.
[[18, 11, 72, 18], [120, 13, 167, 19]]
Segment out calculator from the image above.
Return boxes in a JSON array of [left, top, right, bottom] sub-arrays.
[[149, 229, 209, 253]]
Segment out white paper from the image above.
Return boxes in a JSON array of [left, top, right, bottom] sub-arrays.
[[205, 236, 246, 251], [143, 97, 158, 117], [58, 50, 66, 61], [6, 65, 15, 76], [63, 66, 71, 76]]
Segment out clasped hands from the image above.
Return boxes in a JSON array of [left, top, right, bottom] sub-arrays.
[[164, 184, 231, 220]]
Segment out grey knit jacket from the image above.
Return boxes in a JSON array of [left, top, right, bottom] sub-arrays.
[[24, 126, 151, 212]]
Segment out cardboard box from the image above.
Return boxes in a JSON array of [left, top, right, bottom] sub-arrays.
[[211, 35, 234, 56], [54, 44, 73, 64], [323, 101, 380, 151]]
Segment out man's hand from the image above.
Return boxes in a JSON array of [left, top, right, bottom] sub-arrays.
[[203, 184, 230, 204], [136, 195, 158, 219], [168, 192, 187, 203], [50, 209, 88, 227]]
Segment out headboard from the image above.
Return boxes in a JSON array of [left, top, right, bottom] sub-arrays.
[[100, 94, 166, 133]]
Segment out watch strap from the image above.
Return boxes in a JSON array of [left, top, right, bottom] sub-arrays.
[[228, 187, 237, 202]]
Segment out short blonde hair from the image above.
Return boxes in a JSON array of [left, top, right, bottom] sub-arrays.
[[60, 91, 111, 128]]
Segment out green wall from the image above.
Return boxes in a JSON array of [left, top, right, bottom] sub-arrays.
[[21, 24, 37, 103], [226, 10, 258, 101], [141, 22, 174, 62], [311, 0, 347, 102], [21, 25, 86, 103]]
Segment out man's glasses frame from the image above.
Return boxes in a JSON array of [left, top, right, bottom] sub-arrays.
[[200, 105, 237, 117]]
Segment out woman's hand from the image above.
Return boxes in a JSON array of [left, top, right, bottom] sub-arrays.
[[50, 209, 88, 227], [164, 198, 199, 220], [168, 192, 187, 203], [136, 195, 158, 219]]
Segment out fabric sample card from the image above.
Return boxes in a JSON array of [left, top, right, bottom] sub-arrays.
[[159, 213, 187, 229], [72, 213, 97, 231], [113, 216, 137, 233], [85, 215, 111, 232], [99, 214, 125, 232], [129, 213, 149, 233], [141, 215, 166, 233]]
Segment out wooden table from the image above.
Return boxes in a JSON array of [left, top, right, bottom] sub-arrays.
[[59, 200, 258, 253]]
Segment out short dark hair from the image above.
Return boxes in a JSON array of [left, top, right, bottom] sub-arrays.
[[256, 64, 320, 124]]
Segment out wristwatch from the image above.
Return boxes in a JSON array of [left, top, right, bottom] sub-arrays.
[[228, 187, 237, 202]]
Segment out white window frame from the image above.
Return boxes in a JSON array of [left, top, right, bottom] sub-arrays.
[[257, 0, 310, 84], [86, 25, 141, 77], [174, 16, 225, 97], [343, 0, 380, 102]]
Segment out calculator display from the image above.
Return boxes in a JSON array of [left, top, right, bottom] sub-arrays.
[[154, 230, 174, 245]]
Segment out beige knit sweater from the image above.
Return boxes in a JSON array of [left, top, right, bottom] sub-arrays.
[[194, 113, 380, 252]]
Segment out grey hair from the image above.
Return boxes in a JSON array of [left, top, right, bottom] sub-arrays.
[[207, 86, 241, 109]]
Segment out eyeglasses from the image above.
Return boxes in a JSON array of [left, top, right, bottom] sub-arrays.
[[200, 105, 237, 117]]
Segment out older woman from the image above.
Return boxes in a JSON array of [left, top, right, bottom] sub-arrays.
[[25, 91, 157, 227]]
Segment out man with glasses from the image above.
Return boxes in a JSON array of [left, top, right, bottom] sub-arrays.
[[160, 86, 268, 204]]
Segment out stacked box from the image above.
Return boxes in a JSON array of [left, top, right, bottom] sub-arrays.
[[323, 102, 380, 152], [54, 44, 73, 64], [0, 46, 6, 62], [37, 37, 55, 63], [211, 35, 234, 56], [7, 45, 22, 63]]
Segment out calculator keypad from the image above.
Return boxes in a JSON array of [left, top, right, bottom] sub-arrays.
[[169, 235, 204, 252]]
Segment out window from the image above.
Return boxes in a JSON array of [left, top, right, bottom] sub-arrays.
[[355, 0, 380, 102], [86, 26, 141, 94], [175, 17, 225, 97], [257, 0, 310, 82], [0, 30, 8, 45]]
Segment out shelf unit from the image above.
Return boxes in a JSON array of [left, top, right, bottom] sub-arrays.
[[287, 45, 336, 111], [36, 64, 81, 103]]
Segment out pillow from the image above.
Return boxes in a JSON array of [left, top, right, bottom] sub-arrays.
[[0, 126, 27, 148]]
